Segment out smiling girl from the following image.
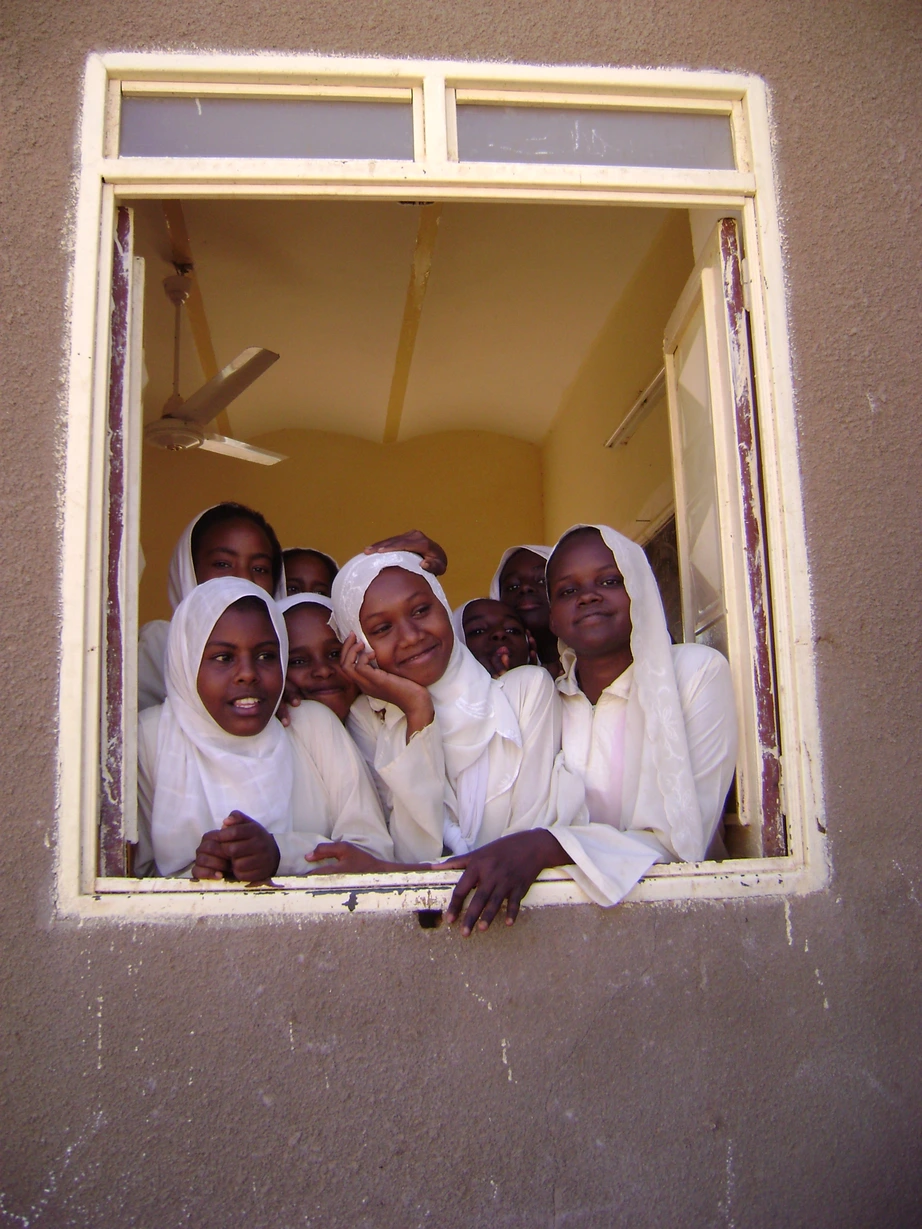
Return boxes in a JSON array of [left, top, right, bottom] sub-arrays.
[[314, 551, 583, 869], [442, 524, 738, 932], [279, 593, 359, 723], [489, 545, 560, 677], [135, 577, 392, 880], [138, 503, 286, 711]]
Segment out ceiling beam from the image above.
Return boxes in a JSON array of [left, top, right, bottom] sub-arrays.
[[382, 203, 442, 444], [161, 200, 233, 437]]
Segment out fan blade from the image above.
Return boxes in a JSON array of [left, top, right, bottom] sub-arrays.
[[199, 434, 287, 466], [178, 347, 280, 427]]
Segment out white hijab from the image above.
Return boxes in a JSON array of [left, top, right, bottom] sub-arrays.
[[489, 544, 553, 602], [278, 592, 335, 620], [551, 524, 702, 863], [331, 552, 521, 851], [167, 506, 287, 610], [150, 577, 294, 876]]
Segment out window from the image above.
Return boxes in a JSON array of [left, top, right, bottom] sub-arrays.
[[57, 54, 825, 918]]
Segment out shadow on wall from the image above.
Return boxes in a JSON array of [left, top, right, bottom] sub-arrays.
[[139, 427, 544, 620]]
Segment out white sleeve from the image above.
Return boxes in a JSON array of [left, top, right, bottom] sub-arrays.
[[672, 645, 739, 854], [138, 620, 169, 711], [347, 697, 445, 864], [550, 646, 738, 905], [280, 703, 395, 873], [135, 707, 163, 877], [498, 667, 587, 833]]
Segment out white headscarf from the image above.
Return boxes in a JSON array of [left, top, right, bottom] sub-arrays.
[[278, 592, 335, 620], [167, 506, 287, 610], [332, 552, 521, 851], [150, 577, 294, 876], [489, 544, 553, 602], [550, 524, 702, 862], [283, 546, 339, 576], [450, 599, 477, 644]]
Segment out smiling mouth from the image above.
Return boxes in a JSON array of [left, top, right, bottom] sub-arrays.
[[307, 684, 345, 696], [575, 610, 611, 624], [398, 643, 440, 668], [231, 696, 265, 711]]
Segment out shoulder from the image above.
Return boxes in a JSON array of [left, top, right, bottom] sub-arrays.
[[496, 664, 555, 704], [137, 704, 163, 766], [670, 643, 733, 704], [287, 699, 345, 745]]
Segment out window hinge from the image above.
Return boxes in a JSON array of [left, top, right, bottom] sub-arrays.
[[741, 257, 752, 313]]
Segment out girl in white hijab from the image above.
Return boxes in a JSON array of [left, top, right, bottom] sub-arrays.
[[327, 551, 584, 867], [135, 577, 393, 879], [442, 524, 737, 931], [138, 503, 287, 712], [489, 544, 559, 676]]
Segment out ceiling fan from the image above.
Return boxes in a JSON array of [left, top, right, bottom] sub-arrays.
[[144, 271, 286, 466]]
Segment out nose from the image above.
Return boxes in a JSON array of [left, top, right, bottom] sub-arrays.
[[489, 627, 509, 642], [575, 586, 600, 606], [311, 657, 335, 679], [235, 652, 258, 682], [396, 615, 425, 646]]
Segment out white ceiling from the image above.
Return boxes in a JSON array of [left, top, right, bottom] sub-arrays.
[[134, 198, 670, 445]]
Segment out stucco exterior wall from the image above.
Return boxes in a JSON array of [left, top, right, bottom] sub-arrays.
[[1, 2, 920, 1226]]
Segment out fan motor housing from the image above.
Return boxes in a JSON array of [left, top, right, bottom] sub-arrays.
[[144, 417, 206, 451]]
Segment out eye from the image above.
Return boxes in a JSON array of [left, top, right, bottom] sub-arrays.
[[286, 584, 299, 596], [252, 563, 270, 575], [367, 622, 391, 638], [506, 625, 524, 637], [257, 649, 279, 663], [536, 578, 547, 590], [465, 625, 487, 639], [328, 649, 341, 661], [601, 574, 624, 588], [412, 603, 431, 617], [504, 581, 520, 593], [209, 650, 233, 663], [289, 655, 307, 667]]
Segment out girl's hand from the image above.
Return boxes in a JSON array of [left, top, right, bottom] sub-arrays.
[[212, 811, 281, 884], [339, 633, 434, 739], [364, 529, 448, 576], [192, 830, 232, 880], [441, 830, 569, 936], [305, 841, 393, 875]]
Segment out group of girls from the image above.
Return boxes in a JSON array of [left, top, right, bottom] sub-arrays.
[[136, 502, 738, 933]]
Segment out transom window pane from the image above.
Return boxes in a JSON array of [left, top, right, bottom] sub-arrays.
[[456, 105, 735, 170], [119, 96, 414, 160]]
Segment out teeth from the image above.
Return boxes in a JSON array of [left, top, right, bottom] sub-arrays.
[[233, 698, 260, 709]]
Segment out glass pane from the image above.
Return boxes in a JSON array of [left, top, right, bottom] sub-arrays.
[[457, 105, 735, 170], [120, 96, 414, 160], [672, 302, 728, 655]]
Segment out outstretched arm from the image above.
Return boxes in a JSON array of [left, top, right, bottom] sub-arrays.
[[441, 829, 571, 936], [363, 529, 448, 576]]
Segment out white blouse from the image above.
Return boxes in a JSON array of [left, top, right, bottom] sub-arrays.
[[347, 664, 586, 864], [136, 700, 394, 878], [550, 643, 738, 906]]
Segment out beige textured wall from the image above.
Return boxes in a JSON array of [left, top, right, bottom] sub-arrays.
[[140, 427, 544, 619], [542, 210, 692, 539], [2, 3, 921, 1227]]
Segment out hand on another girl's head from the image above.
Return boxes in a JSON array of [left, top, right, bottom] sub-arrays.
[[190, 504, 282, 596], [283, 602, 358, 722], [196, 596, 284, 736], [363, 529, 448, 576], [461, 599, 531, 677]]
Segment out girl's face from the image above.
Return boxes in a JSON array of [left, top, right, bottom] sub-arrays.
[[359, 567, 454, 688], [498, 549, 550, 635], [284, 551, 335, 597], [284, 604, 359, 722], [548, 530, 632, 658], [196, 602, 283, 736], [462, 599, 530, 677], [193, 518, 276, 595]]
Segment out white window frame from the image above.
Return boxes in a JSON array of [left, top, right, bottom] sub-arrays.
[[57, 52, 826, 919]]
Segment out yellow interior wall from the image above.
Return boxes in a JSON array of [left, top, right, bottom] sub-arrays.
[[541, 210, 695, 541], [139, 428, 544, 622]]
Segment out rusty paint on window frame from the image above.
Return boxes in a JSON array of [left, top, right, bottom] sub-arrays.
[[718, 217, 785, 857], [99, 204, 132, 876]]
